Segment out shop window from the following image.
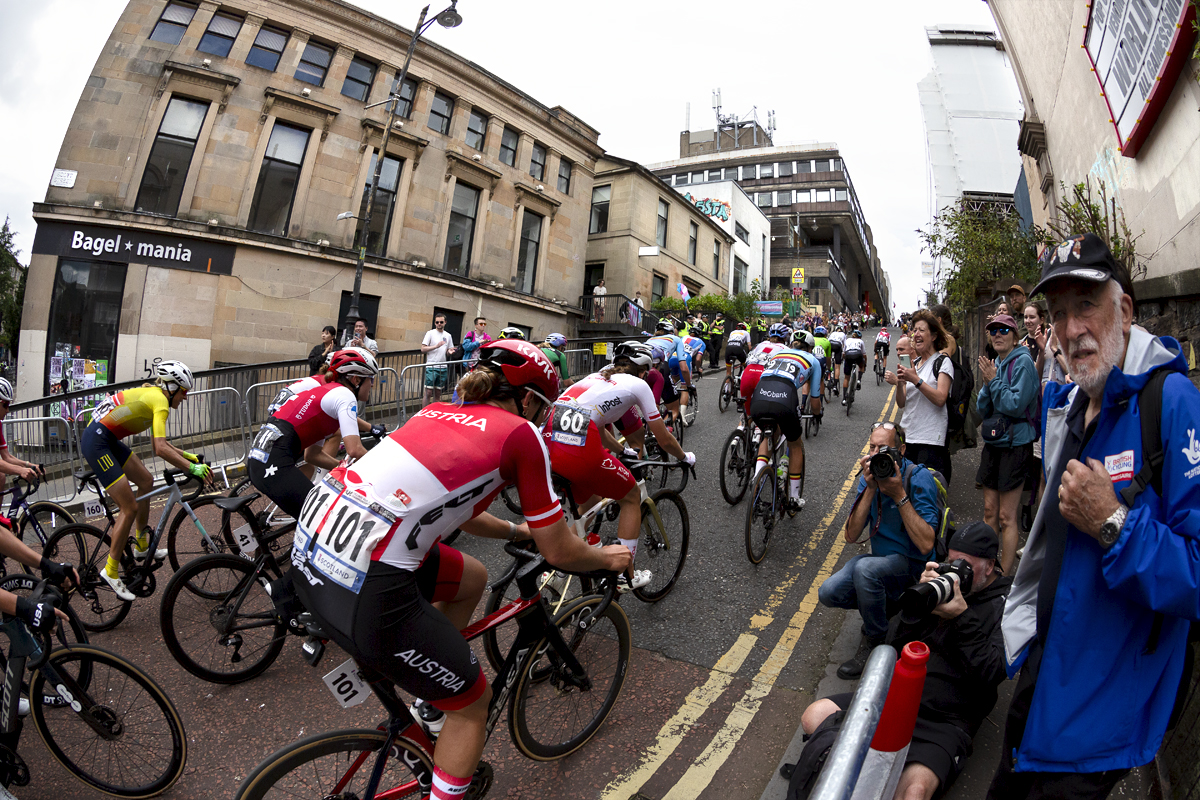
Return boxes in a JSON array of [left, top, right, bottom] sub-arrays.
[[45, 260, 127, 396]]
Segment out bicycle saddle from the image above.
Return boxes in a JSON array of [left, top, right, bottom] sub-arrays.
[[73, 469, 96, 483], [213, 494, 259, 512]]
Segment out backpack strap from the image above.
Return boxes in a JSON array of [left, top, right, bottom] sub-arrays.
[[1119, 367, 1169, 508]]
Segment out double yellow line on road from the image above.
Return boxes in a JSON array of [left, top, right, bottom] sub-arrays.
[[601, 389, 899, 800]]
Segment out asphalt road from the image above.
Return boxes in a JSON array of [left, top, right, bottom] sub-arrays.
[[17, 336, 898, 800]]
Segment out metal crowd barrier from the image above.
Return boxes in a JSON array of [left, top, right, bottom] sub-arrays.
[[0, 415, 82, 504]]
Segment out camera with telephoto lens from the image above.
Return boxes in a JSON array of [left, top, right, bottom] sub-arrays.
[[868, 446, 903, 480], [898, 559, 974, 622]]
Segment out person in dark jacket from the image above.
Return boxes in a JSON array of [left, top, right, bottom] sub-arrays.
[[802, 521, 1011, 800], [307, 326, 337, 375]]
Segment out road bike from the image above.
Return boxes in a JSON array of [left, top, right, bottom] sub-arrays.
[[41, 461, 233, 632], [719, 404, 756, 505], [0, 476, 75, 577], [0, 578, 187, 797], [744, 420, 806, 564], [718, 365, 743, 413], [234, 543, 630, 799], [874, 348, 886, 386], [844, 362, 860, 416], [803, 394, 823, 439], [681, 380, 700, 428]]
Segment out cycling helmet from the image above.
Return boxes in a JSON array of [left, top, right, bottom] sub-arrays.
[[0, 378, 13, 403], [477, 339, 560, 401], [803, 332, 816, 349], [852, 329, 862, 338], [815, 326, 827, 336], [735, 322, 748, 331], [499, 327, 526, 340], [790, 330, 807, 345], [328, 347, 379, 378], [156, 360, 194, 391], [654, 320, 675, 334], [615, 342, 654, 368], [768, 323, 790, 340], [544, 332, 567, 348], [647, 343, 667, 364]]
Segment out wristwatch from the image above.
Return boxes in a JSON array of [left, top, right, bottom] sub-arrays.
[[1098, 504, 1128, 548]]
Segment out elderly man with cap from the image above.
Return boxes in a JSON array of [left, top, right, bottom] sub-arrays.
[[802, 521, 1011, 800], [989, 233, 1200, 799]]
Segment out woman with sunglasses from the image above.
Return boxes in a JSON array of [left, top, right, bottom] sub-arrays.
[[976, 314, 1039, 574], [894, 309, 955, 482]]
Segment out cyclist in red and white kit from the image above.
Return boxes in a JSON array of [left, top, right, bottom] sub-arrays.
[[248, 348, 379, 518], [546, 342, 693, 590], [740, 323, 791, 413], [292, 339, 630, 800]]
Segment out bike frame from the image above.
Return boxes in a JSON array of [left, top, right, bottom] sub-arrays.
[[81, 473, 223, 559]]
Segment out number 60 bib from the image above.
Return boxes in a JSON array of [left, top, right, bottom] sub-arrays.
[[294, 479, 397, 594], [550, 403, 590, 447]]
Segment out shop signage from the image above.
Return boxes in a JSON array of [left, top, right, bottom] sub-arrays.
[[681, 193, 731, 222], [1084, 0, 1197, 158], [32, 221, 235, 275]]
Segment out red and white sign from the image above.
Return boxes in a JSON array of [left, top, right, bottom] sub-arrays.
[[1105, 449, 1135, 483], [1084, 0, 1198, 158]]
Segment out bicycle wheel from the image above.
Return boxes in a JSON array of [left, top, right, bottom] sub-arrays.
[[719, 428, 751, 505], [0, 574, 90, 707], [633, 490, 689, 602], [744, 470, 778, 564], [846, 369, 857, 416], [719, 377, 732, 413], [30, 644, 187, 798], [43, 524, 131, 632], [509, 594, 631, 760], [166, 495, 239, 573], [16, 501, 76, 572], [642, 437, 671, 491], [482, 568, 585, 674], [236, 728, 432, 800], [160, 553, 286, 684]]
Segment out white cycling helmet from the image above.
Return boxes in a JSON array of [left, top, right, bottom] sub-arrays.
[[0, 378, 12, 403], [615, 342, 654, 368], [156, 360, 194, 391]]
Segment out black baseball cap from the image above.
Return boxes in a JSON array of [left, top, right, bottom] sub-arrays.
[[1030, 232, 1135, 301], [948, 521, 999, 562]]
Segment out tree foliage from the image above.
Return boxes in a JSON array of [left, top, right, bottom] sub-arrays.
[[0, 219, 27, 360], [1048, 180, 1146, 283], [650, 290, 761, 322]]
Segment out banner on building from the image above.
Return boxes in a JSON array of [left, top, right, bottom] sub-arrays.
[[755, 300, 784, 315], [33, 221, 236, 275]]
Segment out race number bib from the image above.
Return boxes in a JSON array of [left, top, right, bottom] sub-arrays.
[[91, 393, 117, 421], [763, 359, 802, 384], [266, 388, 294, 416], [550, 404, 589, 447], [249, 423, 283, 463], [294, 479, 396, 594]]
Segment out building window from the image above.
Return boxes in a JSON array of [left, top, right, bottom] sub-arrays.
[[197, 11, 242, 57], [778, 161, 793, 177], [558, 159, 572, 194], [742, 164, 756, 180], [590, 185, 610, 234], [760, 163, 774, 179], [394, 77, 419, 118], [295, 40, 333, 86], [246, 24, 289, 71], [465, 110, 487, 150], [835, 188, 848, 202], [796, 189, 811, 203], [529, 142, 547, 180], [691, 171, 705, 184], [815, 159, 831, 173], [708, 168, 723, 181], [652, 273, 666, 305], [341, 56, 376, 102], [516, 210, 543, 294], [797, 160, 812, 174], [149, 1, 196, 45], [656, 199, 668, 248], [712, 240, 720, 279], [354, 153, 403, 256], [45, 260, 127, 397], [135, 96, 209, 216], [248, 122, 310, 236], [733, 256, 747, 294], [778, 189, 792, 205], [832, 158, 842, 171], [735, 222, 749, 244], [756, 192, 772, 208], [817, 189, 831, 202], [675, 173, 689, 186], [428, 91, 454, 135], [444, 182, 480, 275], [688, 222, 698, 265], [762, 234, 767, 275], [499, 126, 519, 166]]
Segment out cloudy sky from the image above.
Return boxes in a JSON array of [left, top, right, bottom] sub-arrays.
[[0, 0, 1000, 313]]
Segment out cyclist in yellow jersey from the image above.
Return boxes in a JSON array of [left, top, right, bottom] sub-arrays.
[[80, 360, 210, 601]]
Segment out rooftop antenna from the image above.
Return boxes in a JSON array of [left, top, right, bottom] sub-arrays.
[[767, 110, 777, 145], [712, 88, 724, 151], [685, 101, 690, 133]]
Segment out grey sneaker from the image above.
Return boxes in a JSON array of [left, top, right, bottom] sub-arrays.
[[836, 636, 883, 680]]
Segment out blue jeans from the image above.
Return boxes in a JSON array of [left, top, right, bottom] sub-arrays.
[[818, 553, 919, 641]]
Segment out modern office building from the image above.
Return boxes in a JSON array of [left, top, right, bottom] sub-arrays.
[[22, 0, 602, 400], [646, 141, 889, 318]]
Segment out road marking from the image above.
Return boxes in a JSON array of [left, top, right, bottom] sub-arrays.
[[598, 634, 757, 800], [602, 389, 896, 800]]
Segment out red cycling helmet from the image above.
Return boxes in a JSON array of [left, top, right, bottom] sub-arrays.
[[476, 339, 560, 402], [328, 347, 379, 379]]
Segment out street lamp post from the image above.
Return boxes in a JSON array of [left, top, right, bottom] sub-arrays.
[[339, 2, 463, 346]]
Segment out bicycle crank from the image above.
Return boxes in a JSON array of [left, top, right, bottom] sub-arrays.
[[128, 571, 156, 598]]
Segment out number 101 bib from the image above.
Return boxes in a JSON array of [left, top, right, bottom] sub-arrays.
[[294, 477, 398, 594]]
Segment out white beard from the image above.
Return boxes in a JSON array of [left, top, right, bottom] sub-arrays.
[[1069, 324, 1125, 397]]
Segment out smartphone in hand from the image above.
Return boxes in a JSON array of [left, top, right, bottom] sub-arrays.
[[900, 354, 912, 370]]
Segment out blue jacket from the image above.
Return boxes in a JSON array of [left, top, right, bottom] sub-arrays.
[[1001, 327, 1200, 772], [976, 344, 1039, 447], [855, 457, 939, 564]]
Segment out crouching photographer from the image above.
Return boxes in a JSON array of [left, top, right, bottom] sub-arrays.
[[801, 522, 1011, 800]]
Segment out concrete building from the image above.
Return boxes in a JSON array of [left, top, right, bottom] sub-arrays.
[[672, 181, 769, 296], [23, 0, 603, 401], [986, 0, 1199, 329], [581, 155, 734, 337], [646, 142, 890, 320]]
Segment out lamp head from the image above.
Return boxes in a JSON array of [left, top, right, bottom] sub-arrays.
[[336, 211, 355, 221], [435, 2, 462, 28]]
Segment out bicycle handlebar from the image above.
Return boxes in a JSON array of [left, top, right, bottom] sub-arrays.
[[164, 454, 209, 500]]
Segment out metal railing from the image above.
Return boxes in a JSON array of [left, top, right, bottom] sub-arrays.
[[810, 645, 897, 800], [578, 294, 660, 329]]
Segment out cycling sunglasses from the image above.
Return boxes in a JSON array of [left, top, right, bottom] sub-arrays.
[[988, 326, 1013, 336]]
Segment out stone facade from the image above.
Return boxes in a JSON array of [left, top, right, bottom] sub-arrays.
[[22, 0, 603, 400]]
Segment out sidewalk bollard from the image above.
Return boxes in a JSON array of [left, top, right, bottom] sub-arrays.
[[848, 642, 930, 800]]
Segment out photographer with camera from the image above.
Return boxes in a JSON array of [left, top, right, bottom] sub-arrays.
[[801, 521, 1010, 800], [818, 422, 940, 678]]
